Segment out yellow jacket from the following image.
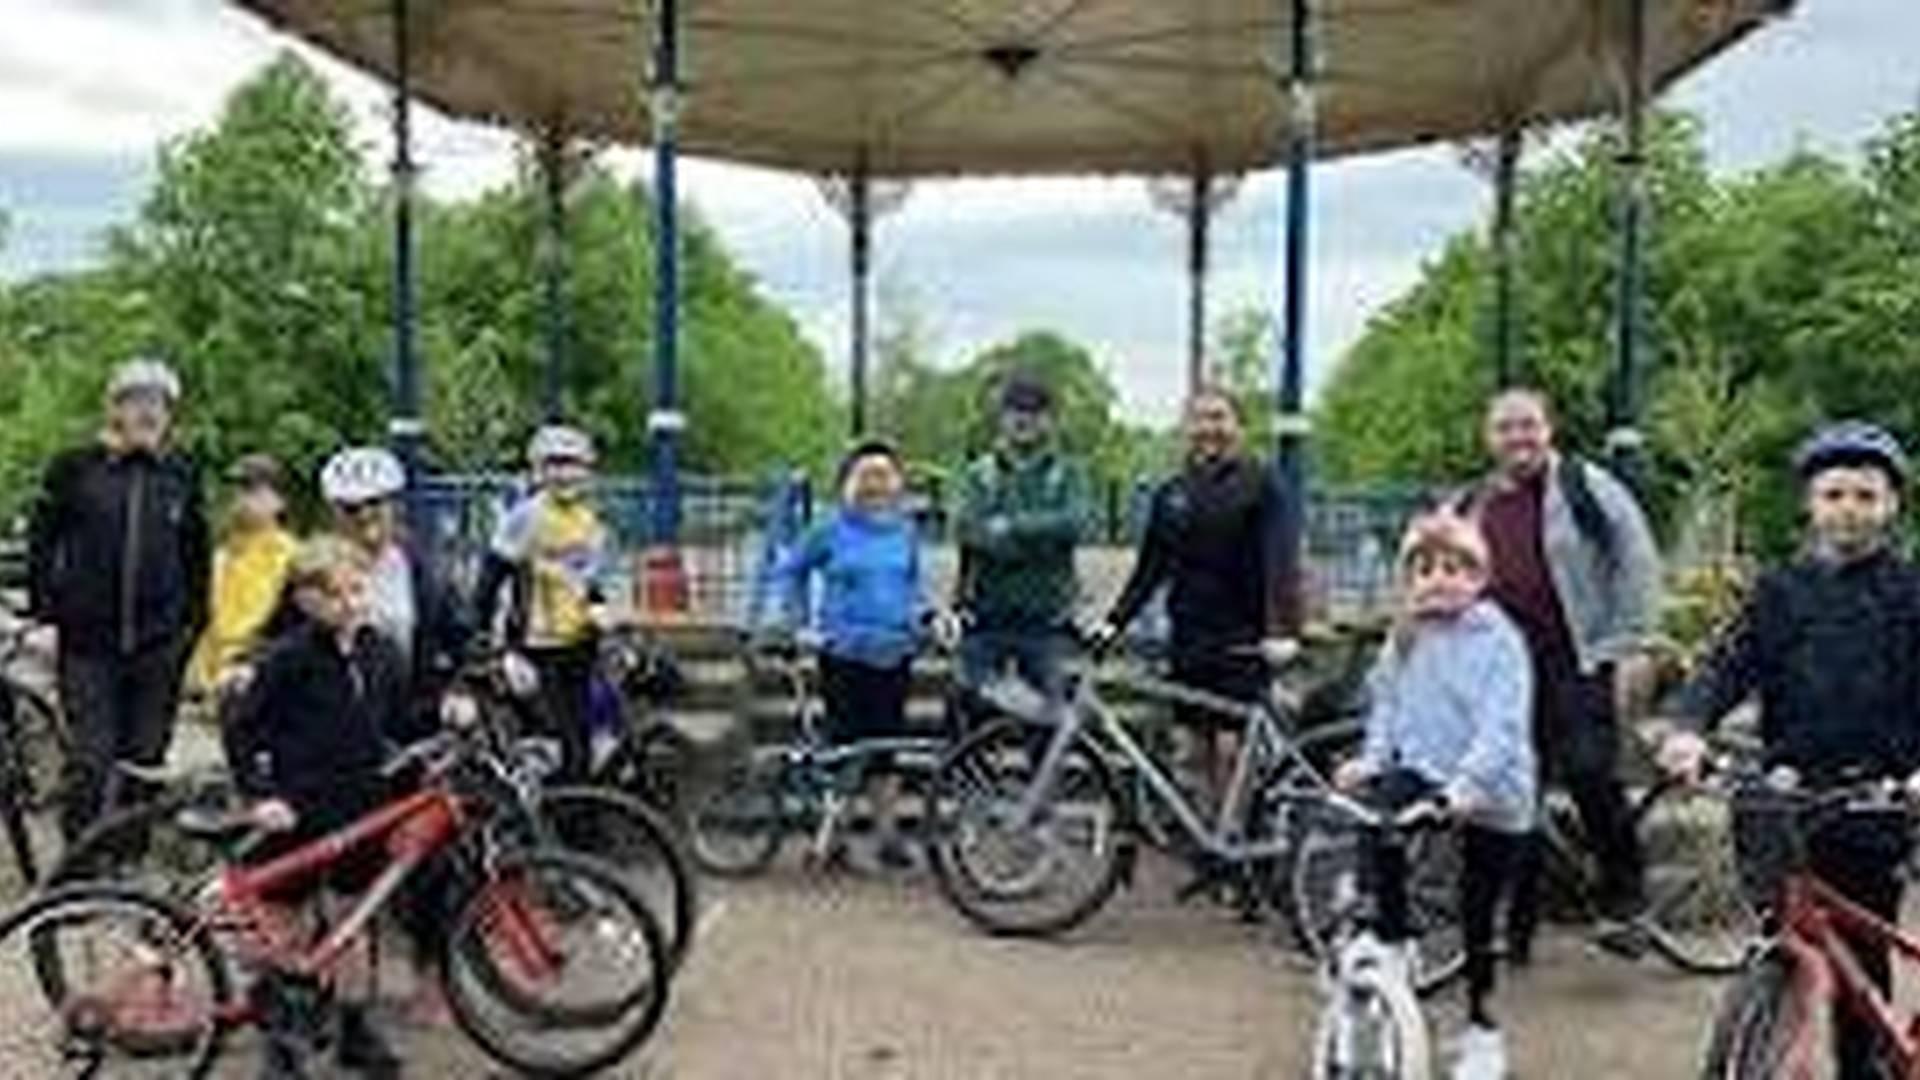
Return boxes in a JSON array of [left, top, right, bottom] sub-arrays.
[[187, 525, 298, 692]]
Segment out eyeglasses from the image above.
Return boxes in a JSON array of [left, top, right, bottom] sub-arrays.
[[336, 499, 390, 518]]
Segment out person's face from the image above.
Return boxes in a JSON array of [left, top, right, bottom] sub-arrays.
[[335, 498, 397, 554], [298, 562, 370, 632], [539, 457, 594, 501], [1185, 394, 1243, 464], [231, 484, 284, 529], [1001, 405, 1052, 450], [108, 391, 173, 451], [1403, 547, 1487, 618], [1485, 395, 1555, 477], [1806, 466, 1899, 558], [843, 454, 904, 512]]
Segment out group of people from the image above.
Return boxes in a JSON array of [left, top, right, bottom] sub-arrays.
[[17, 352, 1920, 1079], [22, 358, 620, 1078]]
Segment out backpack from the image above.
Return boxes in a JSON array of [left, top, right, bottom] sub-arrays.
[[1454, 455, 1615, 564]]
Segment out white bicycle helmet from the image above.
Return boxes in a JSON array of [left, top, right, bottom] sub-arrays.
[[320, 446, 407, 505], [107, 358, 182, 403], [528, 424, 597, 467]]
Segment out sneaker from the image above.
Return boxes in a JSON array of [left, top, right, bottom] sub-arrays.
[[336, 1005, 403, 1078], [1450, 1023, 1508, 1080], [875, 838, 916, 873], [1589, 915, 1652, 960]]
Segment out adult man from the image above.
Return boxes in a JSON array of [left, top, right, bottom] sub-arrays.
[[28, 358, 211, 841], [1656, 421, 1920, 1080], [1094, 389, 1282, 801], [1457, 389, 1662, 959], [953, 373, 1088, 702]]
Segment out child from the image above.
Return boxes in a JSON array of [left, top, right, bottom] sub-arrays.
[[226, 535, 439, 1080], [773, 439, 925, 870], [1656, 421, 1920, 1080], [187, 454, 298, 696], [474, 424, 612, 782], [1335, 510, 1534, 1080]]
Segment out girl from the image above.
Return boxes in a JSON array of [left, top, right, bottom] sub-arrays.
[[774, 440, 925, 870], [187, 454, 298, 696], [1335, 510, 1535, 1080]]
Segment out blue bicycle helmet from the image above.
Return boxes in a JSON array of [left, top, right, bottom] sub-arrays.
[[1793, 420, 1910, 487]]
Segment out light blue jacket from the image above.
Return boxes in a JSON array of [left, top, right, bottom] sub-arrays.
[[775, 509, 925, 669], [1357, 601, 1537, 833]]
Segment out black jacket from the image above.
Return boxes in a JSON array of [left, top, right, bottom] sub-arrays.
[[1106, 456, 1279, 654], [1674, 549, 1920, 782], [225, 620, 428, 805], [28, 444, 211, 656]]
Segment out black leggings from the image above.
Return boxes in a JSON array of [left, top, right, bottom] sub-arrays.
[[529, 644, 597, 784]]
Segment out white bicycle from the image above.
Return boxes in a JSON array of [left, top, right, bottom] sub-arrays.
[[1307, 791, 1451, 1080]]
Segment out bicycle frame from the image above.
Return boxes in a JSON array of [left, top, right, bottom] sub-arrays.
[[1773, 870, 1920, 1078], [1011, 667, 1331, 863]]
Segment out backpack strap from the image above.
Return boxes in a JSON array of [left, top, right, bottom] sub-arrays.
[[1558, 455, 1618, 565]]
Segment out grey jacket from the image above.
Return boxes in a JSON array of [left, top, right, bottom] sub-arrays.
[[1463, 456, 1663, 675]]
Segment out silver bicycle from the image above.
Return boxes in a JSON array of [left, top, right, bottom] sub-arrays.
[[925, 639, 1380, 940]]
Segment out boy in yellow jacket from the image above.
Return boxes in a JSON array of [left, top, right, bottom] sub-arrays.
[[187, 454, 298, 694]]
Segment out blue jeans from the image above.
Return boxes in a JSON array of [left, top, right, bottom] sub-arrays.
[[957, 630, 1072, 700]]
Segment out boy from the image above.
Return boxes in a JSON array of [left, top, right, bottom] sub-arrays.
[[227, 535, 437, 1079], [474, 424, 612, 782], [1335, 510, 1534, 1080], [1656, 421, 1920, 1080]]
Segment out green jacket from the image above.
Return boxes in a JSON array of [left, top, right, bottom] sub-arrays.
[[954, 447, 1087, 631]]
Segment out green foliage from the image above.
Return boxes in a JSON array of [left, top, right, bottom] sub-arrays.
[[0, 51, 838, 522], [1316, 108, 1920, 558]]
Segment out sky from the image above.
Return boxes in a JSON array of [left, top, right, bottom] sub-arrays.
[[1, 0, 1915, 423]]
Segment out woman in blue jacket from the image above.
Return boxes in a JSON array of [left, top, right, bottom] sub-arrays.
[[774, 439, 925, 868]]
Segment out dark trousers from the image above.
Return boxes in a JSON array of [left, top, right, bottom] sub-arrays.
[[57, 641, 187, 842], [1807, 816, 1907, 1080], [529, 643, 597, 784], [1364, 772, 1520, 1023], [1509, 659, 1644, 950]]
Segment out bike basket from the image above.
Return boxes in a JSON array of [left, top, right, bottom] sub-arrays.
[[1730, 787, 1800, 912]]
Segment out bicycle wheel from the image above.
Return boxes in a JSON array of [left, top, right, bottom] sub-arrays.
[[0, 688, 39, 887], [1635, 779, 1759, 976], [1289, 810, 1466, 995], [685, 756, 787, 877], [600, 722, 695, 815], [0, 882, 232, 1078], [10, 686, 67, 813], [444, 848, 671, 1078], [1699, 950, 1810, 1079], [926, 717, 1129, 938], [1308, 973, 1434, 1080], [535, 785, 698, 972]]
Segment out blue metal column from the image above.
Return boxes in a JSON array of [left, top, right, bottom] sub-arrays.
[[1608, 0, 1650, 492], [1273, 0, 1317, 633], [849, 156, 873, 437], [389, 0, 423, 488], [648, 0, 684, 543], [1492, 127, 1522, 390], [1188, 168, 1212, 395]]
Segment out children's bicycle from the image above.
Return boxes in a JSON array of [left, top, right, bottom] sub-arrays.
[[2, 724, 672, 1078], [1304, 790, 1451, 1080], [1699, 771, 1920, 1079]]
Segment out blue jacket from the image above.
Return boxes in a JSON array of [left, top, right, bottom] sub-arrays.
[[1357, 600, 1537, 833], [777, 509, 924, 668]]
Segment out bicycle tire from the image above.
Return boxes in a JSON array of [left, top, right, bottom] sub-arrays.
[[1698, 949, 1806, 1079], [1308, 970, 1434, 1080], [443, 848, 671, 1078], [1288, 812, 1467, 996], [1634, 778, 1759, 977], [0, 686, 39, 886], [0, 881, 233, 1078], [685, 756, 787, 877], [8, 686, 66, 813], [535, 785, 698, 973], [600, 723, 696, 815], [1262, 719, 1363, 945], [926, 717, 1130, 939]]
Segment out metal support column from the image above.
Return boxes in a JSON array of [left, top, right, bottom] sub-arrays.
[[1274, 0, 1317, 633], [1187, 169, 1212, 394], [1492, 127, 1522, 389], [849, 158, 873, 437], [1609, 0, 1651, 490], [648, 0, 683, 545], [538, 128, 570, 422], [388, 0, 423, 485]]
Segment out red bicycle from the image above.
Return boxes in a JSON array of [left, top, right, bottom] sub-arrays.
[[0, 727, 671, 1078], [1701, 773, 1920, 1079]]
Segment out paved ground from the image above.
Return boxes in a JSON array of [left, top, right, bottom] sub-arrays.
[[0, 845, 1731, 1079]]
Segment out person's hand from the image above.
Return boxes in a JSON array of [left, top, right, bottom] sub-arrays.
[[1903, 768, 1920, 806], [1655, 729, 1709, 783], [440, 689, 481, 731], [1333, 759, 1373, 793], [213, 663, 256, 699], [1765, 765, 1801, 793], [249, 799, 298, 833], [22, 624, 57, 659], [1258, 637, 1302, 670], [1085, 620, 1121, 656], [983, 515, 1013, 544], [586, 603, 617, 634], [926, 610, 966, 652]]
